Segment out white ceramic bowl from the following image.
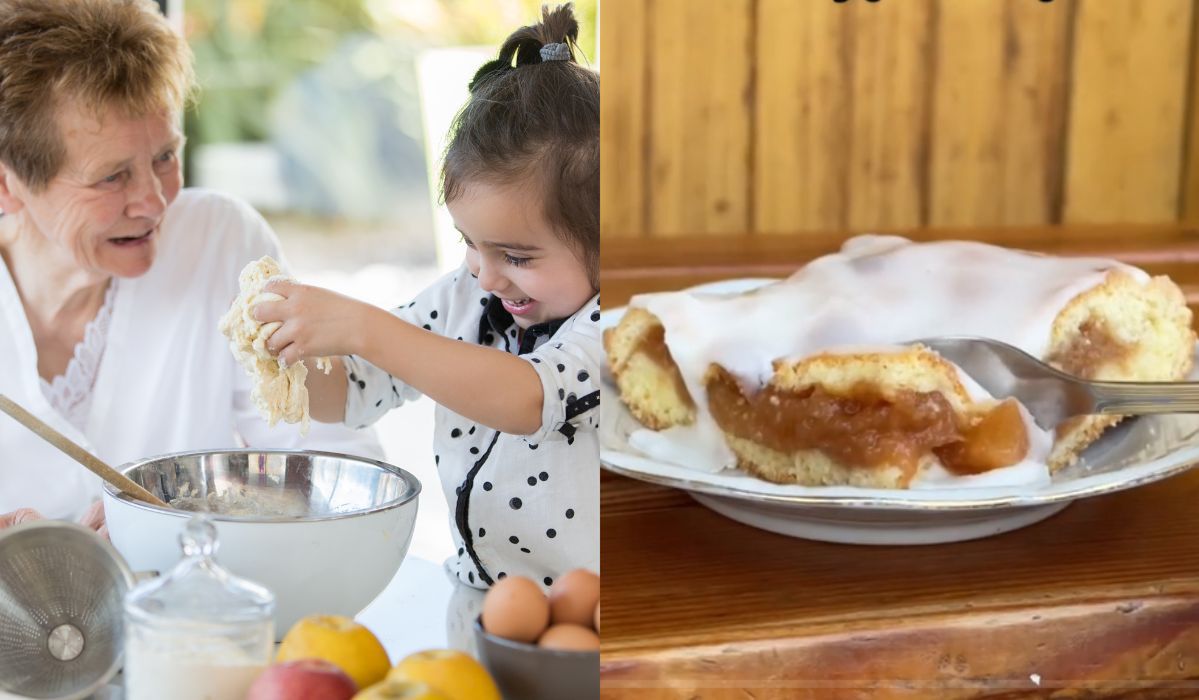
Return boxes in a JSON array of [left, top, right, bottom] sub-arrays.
[[102, 449, 420, 637]]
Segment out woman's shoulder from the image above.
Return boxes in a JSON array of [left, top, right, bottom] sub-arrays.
[[157, 188, 282, 275], [164, 188, 273, 242]]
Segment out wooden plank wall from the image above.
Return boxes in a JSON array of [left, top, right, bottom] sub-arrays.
[[600, 0, 1198, 239]]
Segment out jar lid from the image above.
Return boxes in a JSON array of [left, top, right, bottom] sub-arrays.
[[124, 515, 274, 625]]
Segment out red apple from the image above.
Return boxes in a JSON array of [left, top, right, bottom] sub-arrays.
[[246, 659, 358, 700]]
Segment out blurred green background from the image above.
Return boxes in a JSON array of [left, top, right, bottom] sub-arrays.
[[185, 0, 596, 147], [181, 0, 597, 270]]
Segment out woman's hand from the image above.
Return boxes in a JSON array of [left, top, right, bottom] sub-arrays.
[[0, 508, 44, 528], [78, 500, 109, 540], [0, 504, 109, 539], [253, 281, 374, 366]]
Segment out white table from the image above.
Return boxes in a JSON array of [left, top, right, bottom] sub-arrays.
[[356, 551, 487, 662]]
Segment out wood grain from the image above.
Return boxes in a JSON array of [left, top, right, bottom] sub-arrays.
[[602, 223, 1199, 272], [754, 0, 850, 233], [928, 0, 1073, 227], [1181, 0, 1199, 224], [1064, 0, 1193, 224], [845, 0, 933, 230], [599, 0, 648, 239], [647, 0, 752, 236], [601, 0, 1199, 239], [601, 471, 1199, 699]]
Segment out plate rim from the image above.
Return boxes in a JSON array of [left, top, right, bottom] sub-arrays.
[[599, 446, 1199, 511]]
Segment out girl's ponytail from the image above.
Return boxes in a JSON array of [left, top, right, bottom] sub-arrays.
[[469, 5, 582, 91]]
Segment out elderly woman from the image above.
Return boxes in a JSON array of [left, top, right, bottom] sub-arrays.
[[0, 0, 381, 526]]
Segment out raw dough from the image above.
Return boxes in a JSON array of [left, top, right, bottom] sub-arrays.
[[218, 256, 330, 435]]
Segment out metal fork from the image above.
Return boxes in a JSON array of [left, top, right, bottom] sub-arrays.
[[914, 336, 1199, 430]]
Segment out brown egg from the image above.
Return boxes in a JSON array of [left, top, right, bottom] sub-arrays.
[[594, 601, 600, 633], [549, 569, 600, 627], [538, 624, 600, 651], [482, 576, 549, 643]]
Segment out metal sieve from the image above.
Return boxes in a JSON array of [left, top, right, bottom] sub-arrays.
[[0, 521, 132, 700]]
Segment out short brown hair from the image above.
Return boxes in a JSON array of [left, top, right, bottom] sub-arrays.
[[0, 0, 193, 190], [442, 4, 599, 289]]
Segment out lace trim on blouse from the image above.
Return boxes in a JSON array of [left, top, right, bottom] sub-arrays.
[[39, 281, 117, 433]]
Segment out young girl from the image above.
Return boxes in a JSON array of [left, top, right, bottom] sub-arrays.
[[254, 4, 598, 590]]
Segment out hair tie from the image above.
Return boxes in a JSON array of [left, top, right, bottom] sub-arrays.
[[539, 43, 571, 62]]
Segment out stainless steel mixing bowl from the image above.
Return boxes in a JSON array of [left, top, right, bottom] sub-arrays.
[[101, 449, 421, 636]]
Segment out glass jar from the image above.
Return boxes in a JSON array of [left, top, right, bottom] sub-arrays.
[[123, 515, 275, 700]]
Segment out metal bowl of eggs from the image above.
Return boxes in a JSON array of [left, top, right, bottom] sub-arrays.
[[101, 449, 420, 637], [473, 570, 600, 700]]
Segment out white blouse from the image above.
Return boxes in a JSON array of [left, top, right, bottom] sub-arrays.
[[39, 279, 118, 433], [0, 189, 383, 519]]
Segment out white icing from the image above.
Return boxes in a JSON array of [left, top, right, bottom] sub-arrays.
[[626, 235, 1146, 483]]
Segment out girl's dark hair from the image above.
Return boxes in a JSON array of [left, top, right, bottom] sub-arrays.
[[441, 3, 599, 289]]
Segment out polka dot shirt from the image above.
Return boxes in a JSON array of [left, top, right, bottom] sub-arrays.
[[343, 263, 600, 590]]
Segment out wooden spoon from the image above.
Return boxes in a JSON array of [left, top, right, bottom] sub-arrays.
[[0, 394, 169, 509]]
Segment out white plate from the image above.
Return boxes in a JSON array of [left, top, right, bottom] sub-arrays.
[[600, 279, 1199, 544]]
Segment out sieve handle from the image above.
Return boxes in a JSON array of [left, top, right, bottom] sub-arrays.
[[0, 394, 169, 509]]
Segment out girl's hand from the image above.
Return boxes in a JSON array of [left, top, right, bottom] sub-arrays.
[[253, 281, 373, 366]]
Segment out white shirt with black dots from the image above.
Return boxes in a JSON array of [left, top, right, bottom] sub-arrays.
[[343, 263, 600, 591]]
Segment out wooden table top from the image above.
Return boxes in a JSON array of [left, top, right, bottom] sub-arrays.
[[599, 228, 1199, 699]]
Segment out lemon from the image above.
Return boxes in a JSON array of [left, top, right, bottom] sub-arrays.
[[389, 649, 501, 700], [277, 615, 391, 690]]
